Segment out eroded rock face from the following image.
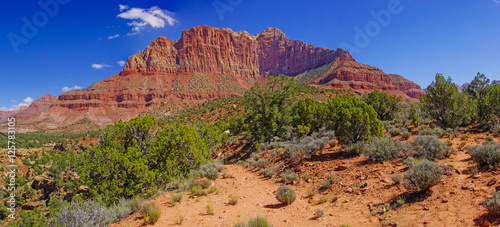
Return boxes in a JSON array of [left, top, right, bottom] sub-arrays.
[[13, 26, 424, 130]]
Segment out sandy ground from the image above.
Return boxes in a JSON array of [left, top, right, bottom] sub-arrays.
[[114, 134, 500, 227]]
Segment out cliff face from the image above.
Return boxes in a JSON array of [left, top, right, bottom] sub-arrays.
[[0, 95, 57, 123], [13, 26, 424, 130]]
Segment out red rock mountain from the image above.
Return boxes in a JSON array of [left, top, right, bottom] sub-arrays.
[[0, 95, 57, 123], [9, 26, 424, 131]]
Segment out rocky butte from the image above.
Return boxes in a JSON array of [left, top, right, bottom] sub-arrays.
[[7, 26, 425, 131]]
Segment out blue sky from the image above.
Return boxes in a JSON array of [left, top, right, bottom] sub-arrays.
[[1, 0, 499, 110]]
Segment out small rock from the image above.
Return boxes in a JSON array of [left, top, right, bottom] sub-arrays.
[[487, 178, 498, 186], [335, 165, 348, 171], [441, 198, 449, 203], [423, 221, 429, 224], [381, 179, 389, 183], [462, 183, 475, 190], [481, 220, 491, 227], [450, 191, 456, 194], [473, 174, 481, 179], [346, 188, 353, 193], [423, 206, 429, 211]]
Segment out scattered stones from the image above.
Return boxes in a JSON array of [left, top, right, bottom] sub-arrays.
[[487, 178, 498, 186], [461, 183, 475, 190], [32, 175, 56, 193]]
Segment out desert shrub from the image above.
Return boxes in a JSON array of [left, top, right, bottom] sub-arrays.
[[418, 126, 434, 136], [51, 200, 116, 227], [209, 187, 220, 194], [434, 128, 445, 138], [320, 175, 335, 188], [301, 172, 311, 181], [284, 136, 326, 161], [491, 121, 500, 136], [458, 141, 467, 150], [467, 143, 500, 167], [171, 192, 183, 206], [390, 173, 403, 184], [200, 180, 212, 189], [110, 197, 133, 220], [400, 128, 411, 140], [411, 135, 449, 160], [389, 128, 400, 137], [486, 136, 494, 142], [205, 204, 215, 215], [190, 186, 206, 197], [363, 137, 400, 162], [199, 163, 220, 180], [280, 170, 298, 184], [256, 159, 268, 169], [328, 95, 383, 144], [247, 216, 271, 227], [403, 160, 443, 192], [228, 195, 238, 205], [403, 157, 425, 168], [130, 196, 147, 212], [142, 203, 161, 225], [291, 97, 329, 133], [259, 168, 275, 178], [276, 185, 296, 205], [315, 209, 325, 218], [344, 141, 366, 156], [484, 190, 500, 216]]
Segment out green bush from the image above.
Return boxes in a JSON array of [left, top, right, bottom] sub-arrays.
[[228, 195, 238, 205], [467, 143, 500, 167], [8, 209, 48, 227], [315, 209, 324, 218], [259, 168, 275, 178], [484, 190, 500, 216], [256, 159, 268, 169], [328, 95, 383, 145], [301, 172, 311, 181], [51, 200, 115, 227], [404, 160, 443, 192], [411, 135, 449, 160], [199, 163, 220, 180], [171, 192, 183, 206], [320, 175, 335, 188], [291, 97, 329, 133], [205, 204, 215, 215], [400, 128, 411, 140], [142, 203, 161, 225], [390, 173, 403, 184], [362, 90, 402, 121], [276, 185, 296, 205], [247, 216, 272, 227], [363, 137, 400, 162]]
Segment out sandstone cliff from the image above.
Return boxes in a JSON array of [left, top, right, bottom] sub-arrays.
[[9, 26, 424, 130]]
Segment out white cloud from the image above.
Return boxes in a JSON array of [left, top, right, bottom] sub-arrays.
[[0, 97, 34, 111], [92, 63, 112, 69], [108, 34, 120, 39], [62, 85, 83, 92], [119, 4, 129, 12], [9, 100, 16, 103], [117, 5, 178, 35], [117, 60, 126, 67]]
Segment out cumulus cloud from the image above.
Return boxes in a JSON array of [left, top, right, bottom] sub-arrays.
[[0, 97, 34, 111], [62, 85, 83, 92], [117, 5, 178, 35], [108, 34, 120, 39], [9, 100, 16, 103], [92, 63, 112, 69], [117, 60, 126, 67], [495, 0, 500, 4]]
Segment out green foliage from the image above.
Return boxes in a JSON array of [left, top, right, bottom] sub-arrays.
[[259, 168, 276, 178], [228, 194, 239, 205], [362, 90, 402, 121], [205, 204, 215, 215], [276, 185, 296, 205], [328, 95, 383, 145], [411, 135, 449, 160], [198, 163, 220, 180], [236, 75, 298, 142], [320, 175, 335, 188], [403, 160, 443, 192], [344, 141, 366, 156], [315, 209, 325, 218], [484, 190, 500, 216], [420, 74, 472, 128], [8, 209, 48, 227], [464, 73, 494, 123], [291, 97, 329, 133], [467, 143, 500, 168], [390, 173, 403, 184], [246, 216, 272, 227], [363, 137, 400, 162], [142, 203, 161, 225]]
